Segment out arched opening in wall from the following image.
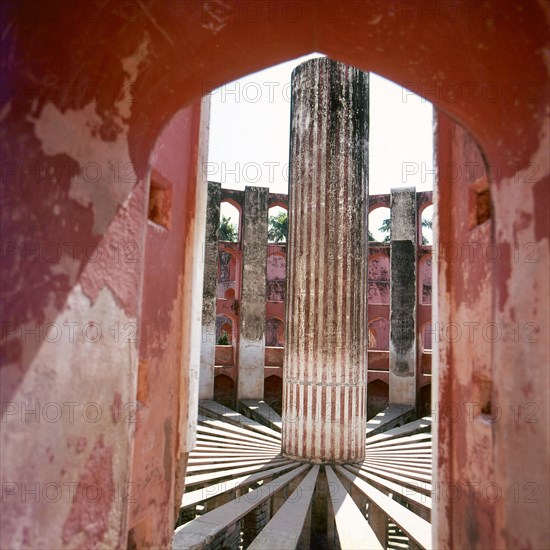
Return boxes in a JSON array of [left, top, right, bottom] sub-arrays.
[[213, 374, 235, 410], [216, 314, 234, 345], [224, 288, 235, 300], [368, 252, 390, 305], [182, 50, 492, 550], [219, 200, 240, 242], [367, 380, 389, 419], [264, 375, 283, 416], [420, 204, 434, 245], [419, 253, 433, 306], [266, 317, 285, 347], [268, 205, 288, 243], [418, 384, 432, 418], [266, 252, 286, 302], [368, 317, 390, 351], [217, 251, 237, 299], [368, 206, 391, 243], [185, 55, 452, 550]]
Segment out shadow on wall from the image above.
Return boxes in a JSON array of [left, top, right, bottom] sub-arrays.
[[264, 375, 283, 415], [367, 380, 389, 419], [417, 384, 432, 418], [214, 374, 235, 410]]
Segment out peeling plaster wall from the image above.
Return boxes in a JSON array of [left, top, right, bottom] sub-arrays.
[[128, 103, 204, 549], [434, 113, 549, 549], [434, 116, 496, 548], [1, 11, 153, 548]]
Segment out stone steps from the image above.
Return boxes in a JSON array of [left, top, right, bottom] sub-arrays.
[[176, 401, 433, 549]]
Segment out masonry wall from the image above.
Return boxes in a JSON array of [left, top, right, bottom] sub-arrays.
[[202, 186, 432, 419], [199, 188, 289, 409], [434, 112, 549, 549], [127, 104, 206, 548], [367, 192, 433, 417]]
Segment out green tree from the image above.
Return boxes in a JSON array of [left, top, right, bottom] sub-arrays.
[[379, 218, 391, 243], [268, 211, 288, 243], [421, 218, 433, 245], [217, 331, 230, 345], [219, 215, 238, 242]]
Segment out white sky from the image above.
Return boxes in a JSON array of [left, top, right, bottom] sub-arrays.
[[207, 53, 434, 242]]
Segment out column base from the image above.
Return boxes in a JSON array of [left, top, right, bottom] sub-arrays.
[[281, 453, 365, 466]]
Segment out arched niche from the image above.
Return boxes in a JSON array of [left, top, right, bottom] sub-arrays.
[[213, 374, 235, 410], [219, 200, 241, 242], [217, 251, 238, 299], [368, 206, 391, 243], [266, 251, 286, 302], [265, 317, 285, 347], [216, 314, 236, 345], [267, 205, 288, 244], [367, 380, 389, 419], [368, 317, 390, 351]]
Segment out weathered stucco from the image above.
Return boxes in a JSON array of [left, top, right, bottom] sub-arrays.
[[238, 187, 269, 399]]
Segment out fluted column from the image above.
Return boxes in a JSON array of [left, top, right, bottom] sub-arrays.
[[282, 58, 369, 463]]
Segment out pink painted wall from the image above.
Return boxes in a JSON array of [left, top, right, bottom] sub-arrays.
[[267, 251, 286, 281], [128, 103, 203, 547], [419, 253, 432, 305], [368, 317, 390, 351], [368, 253, 391, 304]]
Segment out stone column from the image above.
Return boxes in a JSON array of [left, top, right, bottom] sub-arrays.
[[199, 181, 221, 399], [237, 186, 269, 399], [389, 187, 417, 405], [282, 58, 369, 463]]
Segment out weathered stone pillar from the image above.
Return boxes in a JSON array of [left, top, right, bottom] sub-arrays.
[[237, 186, 269, 399], [282, 58, 369, 463], [389, 187, 417, 406], [199, 181, 221, 399]]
